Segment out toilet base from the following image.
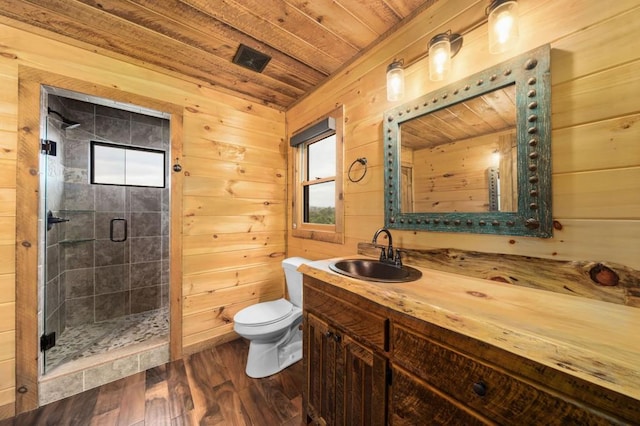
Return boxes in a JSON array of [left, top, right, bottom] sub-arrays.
[[245, 327, 303, 378]]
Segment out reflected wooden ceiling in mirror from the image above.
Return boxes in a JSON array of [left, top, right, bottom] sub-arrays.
[[399, 84, 516, 150], [383, 44, 552, 238]]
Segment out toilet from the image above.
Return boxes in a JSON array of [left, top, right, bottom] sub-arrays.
[[233, 257, 309, 378]]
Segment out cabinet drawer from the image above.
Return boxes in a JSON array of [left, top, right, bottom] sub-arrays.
[[392, 324, 617, 425], [305, 283, 387, 351], [390, 366, 485, 425]]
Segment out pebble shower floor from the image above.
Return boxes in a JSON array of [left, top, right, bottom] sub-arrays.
[[44, 307, 169, 372]]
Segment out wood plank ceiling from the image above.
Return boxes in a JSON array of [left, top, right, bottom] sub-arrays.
[[0, 0, 437, 110]]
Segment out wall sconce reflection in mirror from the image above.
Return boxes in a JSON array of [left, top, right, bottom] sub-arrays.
[[487, 0, 519, 54]]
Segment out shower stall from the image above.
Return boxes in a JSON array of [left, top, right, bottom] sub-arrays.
[[39, 89, 171, 403]]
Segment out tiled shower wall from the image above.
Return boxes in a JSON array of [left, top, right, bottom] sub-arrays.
[[44, 95, 170, 337]]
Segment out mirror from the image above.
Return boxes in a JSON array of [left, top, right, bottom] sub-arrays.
[[399, 83, 518, 213], [383, 44, 552, 237]]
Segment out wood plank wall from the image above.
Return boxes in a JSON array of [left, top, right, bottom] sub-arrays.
[[1, 0, 638, 417], [286, 0, 640, 270], [0, 23, 286, 416]]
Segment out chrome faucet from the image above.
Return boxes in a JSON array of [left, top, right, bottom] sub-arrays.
[[372, 228, 402, 267]]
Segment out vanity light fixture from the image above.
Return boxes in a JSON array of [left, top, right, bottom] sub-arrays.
[[385, 31, 463, 101], [428, 31, 463, 81], [487, 0, 519, 54], [386, 60, 405, 102]]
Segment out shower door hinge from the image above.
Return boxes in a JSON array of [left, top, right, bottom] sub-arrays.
[[40, 332, 56, 352], [41, 139, 57, 156]]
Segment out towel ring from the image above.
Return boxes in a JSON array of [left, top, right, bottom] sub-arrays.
[[348, 157, 368, 183]]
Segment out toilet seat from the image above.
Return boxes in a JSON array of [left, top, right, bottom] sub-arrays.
[[234, 299, 294, 327]]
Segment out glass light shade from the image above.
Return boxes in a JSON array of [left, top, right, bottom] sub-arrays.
[[386, 61, 405, 102], [488, 0, 519, 54], [429, 37, 451, 81]]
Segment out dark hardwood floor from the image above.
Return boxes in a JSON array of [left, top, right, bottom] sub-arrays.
[[1, 339, 304, 425]]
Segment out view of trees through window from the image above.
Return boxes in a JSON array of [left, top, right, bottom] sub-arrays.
[[308, 206, 335, 224]]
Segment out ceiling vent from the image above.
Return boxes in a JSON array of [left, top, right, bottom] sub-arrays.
[[232, 44, 271, 73]]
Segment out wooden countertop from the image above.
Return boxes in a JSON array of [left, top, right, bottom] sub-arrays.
[[299, 258, 640, 401]]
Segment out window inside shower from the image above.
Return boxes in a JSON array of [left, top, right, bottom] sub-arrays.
[[90, 141, 166, 188]]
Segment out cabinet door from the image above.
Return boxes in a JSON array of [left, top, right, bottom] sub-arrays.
[[305, 313, 339, 425], [341, 335, 387, 426], [304, 313, 387, 426]]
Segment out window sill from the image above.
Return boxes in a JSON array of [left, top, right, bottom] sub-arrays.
[[292, 228, 343, 244]]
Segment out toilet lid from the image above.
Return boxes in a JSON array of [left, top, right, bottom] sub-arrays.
[[234, 299, 293, 326]]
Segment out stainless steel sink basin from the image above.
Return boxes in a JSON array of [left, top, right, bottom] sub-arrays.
[[328, 259, 422, 283]]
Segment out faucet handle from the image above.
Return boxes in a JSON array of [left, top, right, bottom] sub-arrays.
[[372, 244, 387, 261], [394, 249, 403, 267], [378, 247, 387, 261]]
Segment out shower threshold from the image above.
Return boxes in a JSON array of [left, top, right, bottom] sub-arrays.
[[44, 307, 169, 375]]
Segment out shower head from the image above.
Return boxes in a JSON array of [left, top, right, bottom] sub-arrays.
[[47, 107, 81, 130]]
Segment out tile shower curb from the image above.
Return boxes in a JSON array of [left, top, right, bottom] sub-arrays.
[[39, 338, 169, 406]]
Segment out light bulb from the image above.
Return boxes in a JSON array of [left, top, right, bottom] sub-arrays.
[[488, 1, 519, 54], [386, 61, 405, 102], [433, 49, 448, 75], [494, 11, 514, 44], [429, 36, 451, 81]]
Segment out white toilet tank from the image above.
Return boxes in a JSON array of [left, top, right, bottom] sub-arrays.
[[282, 257, 309, 308]]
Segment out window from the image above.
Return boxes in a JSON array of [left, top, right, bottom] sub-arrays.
[[90, 141, 166, 188], [291, 106, 344, 244]]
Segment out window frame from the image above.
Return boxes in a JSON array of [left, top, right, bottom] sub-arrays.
[[291, 106, 344, 244]]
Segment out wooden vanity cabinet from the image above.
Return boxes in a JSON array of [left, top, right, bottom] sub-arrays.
[[303, 275, 639, 425]]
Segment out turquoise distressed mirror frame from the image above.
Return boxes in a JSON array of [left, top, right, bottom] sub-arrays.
[[383, 44, 552, 237]]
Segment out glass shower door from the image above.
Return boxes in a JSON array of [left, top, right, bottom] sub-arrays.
[[41, 112, 54, 373], [41, 109, 68, 374]]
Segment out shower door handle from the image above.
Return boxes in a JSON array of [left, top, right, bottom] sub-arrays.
[[110, 218, 128, 242]]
